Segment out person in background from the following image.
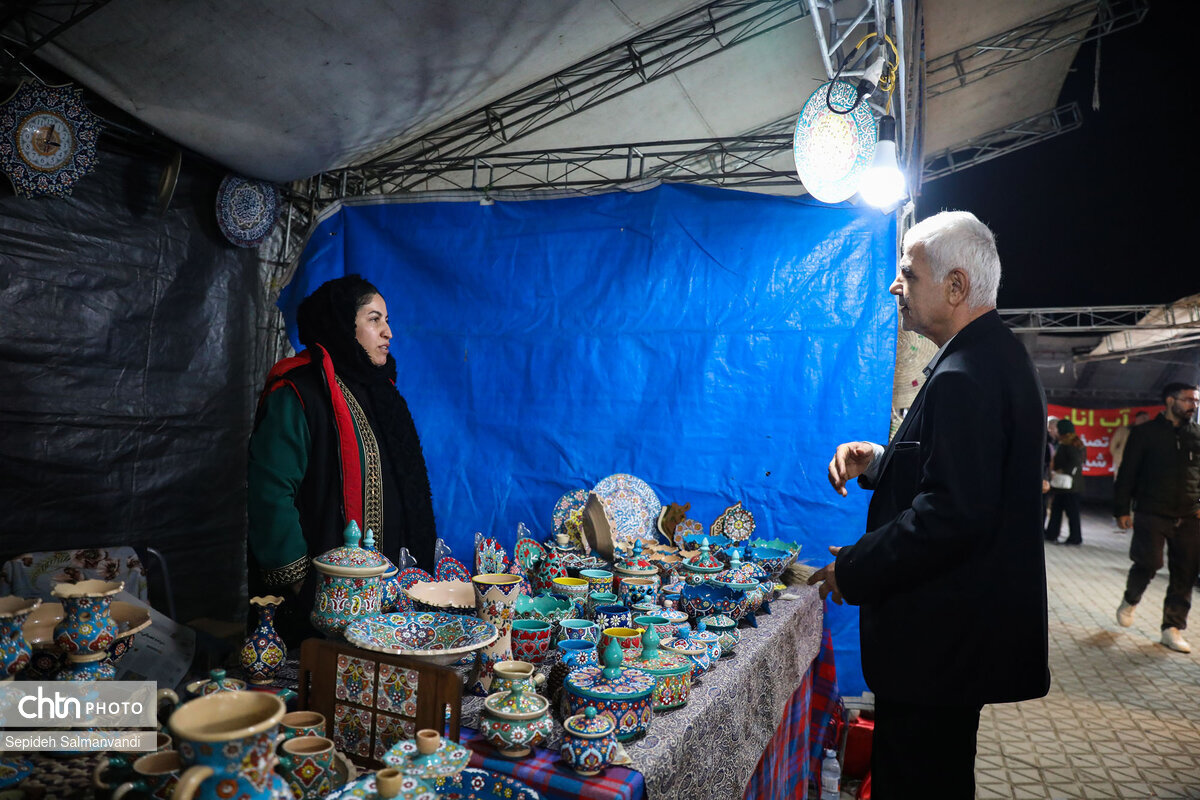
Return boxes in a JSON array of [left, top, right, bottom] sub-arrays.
[[812, 211, 1049, 799], [1043, 416, 1059, 523], [247, 274, 438, 645], [1109, 410, 1150, 478], [1114, 383, 1200, 653], [1044, 418, 1085, 545]]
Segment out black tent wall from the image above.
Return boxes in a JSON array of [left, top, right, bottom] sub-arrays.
[[0, 147, 268, 624]]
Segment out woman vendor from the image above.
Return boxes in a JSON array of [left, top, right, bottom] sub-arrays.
[[247, 275, 437, 644]]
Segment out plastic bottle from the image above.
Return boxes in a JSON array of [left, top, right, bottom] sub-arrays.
[[820, 748, 841, 800]]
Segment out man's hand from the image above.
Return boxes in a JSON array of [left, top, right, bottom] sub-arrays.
[[806, 545, 844, 604], [1117, 515, 1133, 530], [1042, 479, 1050, 494], [828, 442, 877, 497]]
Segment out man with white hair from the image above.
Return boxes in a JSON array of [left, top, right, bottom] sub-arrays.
[[811, 211, 1050, 799]]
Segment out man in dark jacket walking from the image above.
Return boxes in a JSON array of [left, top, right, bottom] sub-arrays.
[[1114, 382, 1200, 653]]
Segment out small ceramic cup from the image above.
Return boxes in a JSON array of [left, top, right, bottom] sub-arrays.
[[556, 639, 599, 670], [557, 618, 599, 644], [490, 660, 546, 695], [510, 619, 554, 665], [593, 604, 632, 630], [599, 627, 644, 660], [586, 592, 619, 618], [552, 577, 589, 602], [113, 750, 181, 800], [280, 710, 326, 741], [618, 577, 658, 606], [278, 736, 338, 800], [579, 569, 614, 595]]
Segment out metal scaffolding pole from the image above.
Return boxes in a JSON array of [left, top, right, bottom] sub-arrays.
[[1000, 304, 1200, 334], [0, 0, 116, 77], [925, 0, 1147, 99], [922, 103, 1083, 182]]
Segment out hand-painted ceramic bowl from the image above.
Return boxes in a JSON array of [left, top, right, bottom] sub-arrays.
[[510, 619, 553, 665], [514, 594, 573, 624], [403, 580, 474, 613], [343, 612, 498, 666], [678, 583, 749, 621], [748, 546, 798, 579], [592, 605, 632, 630], [557, 618, 599, 644]]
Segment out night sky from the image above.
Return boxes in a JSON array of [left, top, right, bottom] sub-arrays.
[[916, 4, 1195, 309]]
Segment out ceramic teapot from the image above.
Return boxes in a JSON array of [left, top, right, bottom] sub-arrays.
[[311, 522, 388, 638]]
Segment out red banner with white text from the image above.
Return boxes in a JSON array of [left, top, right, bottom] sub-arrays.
[[1048, 404, 1163, 476]]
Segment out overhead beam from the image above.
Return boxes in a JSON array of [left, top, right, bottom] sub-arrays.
[[0, 0, 115, 77], [352, 0, 812, 192], [925, 0, 1148, 99], [1001, 304, 1200, 334], [922, 103, 1082, 182]]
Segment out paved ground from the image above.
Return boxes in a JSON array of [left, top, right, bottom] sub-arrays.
[[976, 506, 1200, 799]]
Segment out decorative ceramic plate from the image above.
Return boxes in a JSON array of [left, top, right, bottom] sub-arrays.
[[383, 736, 472, 779], [793, 79, 877, 204], [552, 488, 590, 535], [329, 767, 541, 800], [718, 502, 756, 542], [673, 518, 704, 549], [505, 560, 533, 596], [513, 537, 545, 573], [475, 537, 508, 575], [215, 174, 281, 247], [344, 612, 497, 665], [436, 557, 471, 583], [593, 474, 662, 549]]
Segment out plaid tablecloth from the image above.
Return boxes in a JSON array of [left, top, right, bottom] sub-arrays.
[[744, 615, 838, 800], [463, 728, 645, 800]]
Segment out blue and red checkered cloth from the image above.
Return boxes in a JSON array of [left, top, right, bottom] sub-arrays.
[[744, 611, 839, 800], [462, 728, 645, 800]]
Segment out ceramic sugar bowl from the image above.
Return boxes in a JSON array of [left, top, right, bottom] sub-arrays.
[[628, 626, 692, 711], [561, 706, 619, 777], [564, 638, 656, 742], [311, 523, 388, 638], [612, 540, 660, 595], [678, 539, 725, 585], [699, 614, 741, 656], [478, 683, 554, 758]]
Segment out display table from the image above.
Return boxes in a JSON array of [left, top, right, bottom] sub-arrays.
[[462, 585, 831, 800]]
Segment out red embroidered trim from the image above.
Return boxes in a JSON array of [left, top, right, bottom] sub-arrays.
[[313, 345, 364, 530]]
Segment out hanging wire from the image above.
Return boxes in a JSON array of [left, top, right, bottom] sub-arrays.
[[824, 32, 900, 116]]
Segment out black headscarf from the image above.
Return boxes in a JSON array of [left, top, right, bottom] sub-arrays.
[[295, 275, 437, 566]]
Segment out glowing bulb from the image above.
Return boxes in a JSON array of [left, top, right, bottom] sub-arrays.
[[859, 115, 906, 208]]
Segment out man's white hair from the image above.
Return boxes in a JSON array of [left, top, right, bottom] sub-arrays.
[[903, 210, 1000, 309]]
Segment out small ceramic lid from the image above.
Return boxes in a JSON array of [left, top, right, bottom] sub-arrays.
[[631, 626, 690, 676], [565, 638, 655, 701], [659, 608, 688, 625], [686, 620, 719, 644], [564, 706, 616, 738], [698, 614, 737, 632], [684, 539, 723, 571], [313, 522, 387, 576], [483, 684, 549, 720], [614, 540, 657, 576], [382, 730, 471, 779]]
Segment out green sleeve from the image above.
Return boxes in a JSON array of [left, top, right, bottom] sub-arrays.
[[247, 387, 311, 575]]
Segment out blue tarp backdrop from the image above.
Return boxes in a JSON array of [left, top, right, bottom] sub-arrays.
[[282, 182, 897, 696]]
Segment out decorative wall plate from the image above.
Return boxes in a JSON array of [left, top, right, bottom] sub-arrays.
[[792, 79, 877, 204], [552, 488, 590, 535], [513, 537, 545, 573], [717, 501, 756, 542], [673, 518, 704, 549], [593, 474, 661, 550], [475, 537, 508, 575], [435, 557, 470, 583], [215, 173, 281, 247], [0, 80, 101, 198], [397, 567, 435, 604]]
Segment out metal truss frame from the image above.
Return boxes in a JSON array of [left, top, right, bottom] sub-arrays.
[[1000, 304, 1200, 334], [348, 0, 811, 194], [807, 1, 906, 128], [922, 102, 1082, 182], [925, 0, 1148, 99], [0, 0, 115, 77]]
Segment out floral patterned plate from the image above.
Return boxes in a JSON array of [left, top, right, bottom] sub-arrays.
[[396, 567, 435, 612], [328, 767, 541, 800], [344, 612, 497, 666], [593, 474, 661, 550], [716, 501, 756, 542], [436, 557, 471, 583], [552, 488, 589, 536], [474, 536, 508, 576], [513, 537, 545, 573]]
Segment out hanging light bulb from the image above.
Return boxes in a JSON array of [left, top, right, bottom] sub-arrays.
[[859, 115, 906, 208]]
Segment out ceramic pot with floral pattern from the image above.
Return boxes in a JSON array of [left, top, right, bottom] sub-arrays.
[[561, 706, 618, 776], [478, 683, 554, 758], [311, 524, 387, 639], [564, 638, 656, 742], [240, 595, 287, 684], [469, 573, 523, 696], [51, 579, 123, 655], [0, 595, 40, 681]]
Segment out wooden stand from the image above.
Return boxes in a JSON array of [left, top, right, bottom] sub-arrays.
[[298, 638, 464, 768]]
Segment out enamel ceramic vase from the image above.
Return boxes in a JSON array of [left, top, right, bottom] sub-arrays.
[[170, 690, 288, 800], [311, 523, 387, 638], [52, 579, 123, 655], [239, 595, 286, 684], [469, 573, 523, 696], [0, 596, 41, 681]]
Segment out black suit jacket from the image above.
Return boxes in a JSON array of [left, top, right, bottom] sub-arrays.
[[835, 311, 1051, 705]]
